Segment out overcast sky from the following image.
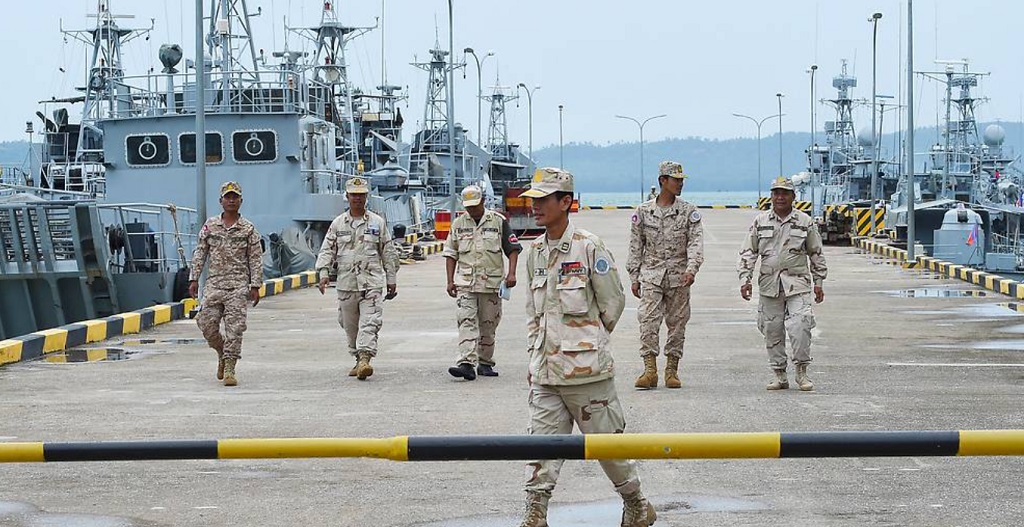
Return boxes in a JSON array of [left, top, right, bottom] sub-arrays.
[[3, 0, 1021, 149]]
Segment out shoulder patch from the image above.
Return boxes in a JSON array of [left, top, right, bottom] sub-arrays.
[[594, 256, 611, 275], [508, 233, 519, 244], [631, 212, 640, 224], [690, 210, 702, 222]]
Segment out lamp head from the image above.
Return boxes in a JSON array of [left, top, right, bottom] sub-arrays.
[[872, 12, 882, 20], [463, 47, 474, 54]]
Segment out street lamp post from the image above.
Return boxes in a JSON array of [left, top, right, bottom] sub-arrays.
[[808, 65, 818, 147], [808, 64, 818, 213], [558, 104, 564, 169], [776, 93, 785, 179], [906, 0, 916, 261], [869, 12, 883, 235], [615, 114, 667, 203], [516, 83, 541, 158], [463, 47, 493, 147], [446, 0, 457, 211], [732, 113, 783, 199]]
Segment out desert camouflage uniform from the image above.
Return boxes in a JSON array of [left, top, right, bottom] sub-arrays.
[[189, 215, 263, 361], [738, 208, 828, 369], [523, 221, 640, 497], [443, 210, 522, 367], [316, 210, 399, 358], [626, 198, 704, 359]]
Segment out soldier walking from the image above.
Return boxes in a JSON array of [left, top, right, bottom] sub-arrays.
[[189, 181, 264, 387], [738, 176, 828, 391], [443, 184, 522, 380], [316, 176, 399, 380], [626, 161, 704, 390], [518, 168, 656, 527]]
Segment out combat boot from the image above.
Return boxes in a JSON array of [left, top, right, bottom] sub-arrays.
[[766, 369, 789, 390], [216, 346, 225, 381], [620, 489, 657, 527], [664, 355, 682, 389], [796, 364, 814, 391], [348, 357, 359, 377], [223, 358, 238, 387], [634, 355, 659, 389], [517, 491, 549, 527], [355, 352, 374, 380]]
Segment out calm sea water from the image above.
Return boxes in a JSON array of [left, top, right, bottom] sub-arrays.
[[578, 191, 760, 207]]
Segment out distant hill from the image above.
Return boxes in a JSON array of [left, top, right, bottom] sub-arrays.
[[533, 122, 1024, 192], [0, 141, 30, 167]]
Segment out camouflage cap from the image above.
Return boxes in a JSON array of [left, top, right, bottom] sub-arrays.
[[345, 176, 370, 194], [522, 167, 574, 198], [769, 176, 795, 192], [461, 185, 483, 207], [658, 161, 687, 179], [220, 181, 242, 197]]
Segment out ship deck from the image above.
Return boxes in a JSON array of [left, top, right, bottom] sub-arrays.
[[2, 208, 1022, 526]]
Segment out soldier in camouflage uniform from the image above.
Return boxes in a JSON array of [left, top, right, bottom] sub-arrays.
[[443, 184, 522, 380], [189, 181, 264, 387], [626, 161, 704, 390], [738, 176, 828, 391], [316, 176, 400, 381], [518, 168, 656, 527]]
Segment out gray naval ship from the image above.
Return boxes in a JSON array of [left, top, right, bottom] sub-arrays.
[[797, 53, 1024, 275], [0, 0, 535, 340]]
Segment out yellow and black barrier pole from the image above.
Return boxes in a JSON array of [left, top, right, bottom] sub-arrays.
[[2, 431, 1024, 463]]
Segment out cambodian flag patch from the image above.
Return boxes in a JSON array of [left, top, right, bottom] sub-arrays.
[[560, 261, 586, 276]]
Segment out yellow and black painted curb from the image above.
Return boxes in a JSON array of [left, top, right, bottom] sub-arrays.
[[0, 270, 320, 368], [580, 205, 754, 211], [418, 241, 445, 255], [1, 430, 1022, 463], [757, 198, 811, 211], [0, 299, 198, 368], [855, 237, 1024, 298]]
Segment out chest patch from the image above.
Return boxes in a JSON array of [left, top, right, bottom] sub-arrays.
[[560, 261, 587, 277]]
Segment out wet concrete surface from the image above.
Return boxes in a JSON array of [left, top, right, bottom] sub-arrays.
[[409, 494, 766, 526], [2, 209, 1023, 526], [880, 287, 988, 298], [0, 501, 147, 527]]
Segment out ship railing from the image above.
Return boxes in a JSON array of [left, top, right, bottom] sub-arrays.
[[300, 168, 352, 195], [0, 183, 93, 202], [96, 202, 197, 275], [106, 70, 338, 119], [0, 166, 28, 187]]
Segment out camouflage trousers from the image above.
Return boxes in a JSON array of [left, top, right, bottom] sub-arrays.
[[455, 290, 502, 367], [638, 282, 691, 358], [524, 379, 640, 497], [337, 289, 384, 357], [757, 292, 816, 370], [196, 286, 250, 360]]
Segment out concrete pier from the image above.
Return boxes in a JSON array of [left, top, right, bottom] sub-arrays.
[[2, 209, 1022, 526]]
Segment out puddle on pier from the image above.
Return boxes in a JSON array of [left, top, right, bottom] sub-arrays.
[[882, 288, 988, 298], [41, 338, 201, 364], [922, 339, 1024, 352], [409, 494, 767, 527]]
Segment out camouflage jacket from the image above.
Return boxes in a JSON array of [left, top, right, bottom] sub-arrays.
[[526, 221, 625, 386], [315, 210, 399, 291], [442, 210, 522, 293], [737, 208, 828, 298], [189, 215, 263, 290], [626, 198, 704, 287]]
